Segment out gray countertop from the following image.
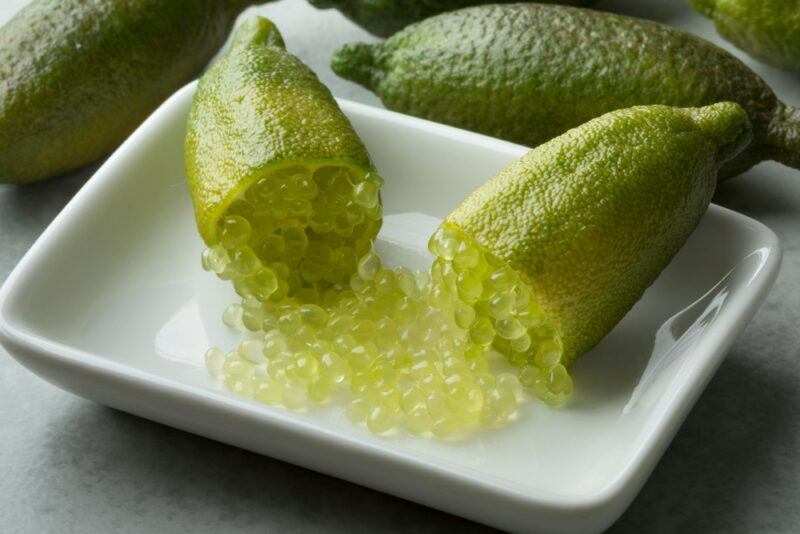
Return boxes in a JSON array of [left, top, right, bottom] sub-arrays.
[[1, 1, 798, 532]]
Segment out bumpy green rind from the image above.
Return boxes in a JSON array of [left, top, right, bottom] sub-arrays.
[[308, 0, 594, 37], [185, 17, 375, 245], [691, 0, 800, 72], [446, 103, 752, 365], [332, 4, 800, 179], [0, 0, 257, 184]]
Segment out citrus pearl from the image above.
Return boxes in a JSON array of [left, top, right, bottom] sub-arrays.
[[519, 365, 540, 388], [223, 356, 254, 379], [292, 174, 319, 200], [226, 199, 254, 220], [242, 307, 264, 332], [348, 345, 373, 370], [400, 385, 426, 413], [510, 332, 532, 353], [226, 376, 255, 398], [282, 383, 308, 410], [456, 272, 483, 302], [346, 398, 369, 423], [405, 408, 432, 435], [376, 318, 398, 348], [367, 405, 398, 434], [222, 304, 243, 328], [467, 356, 489, 374], [231, 246, 259, 275], [298, 304, 328, 327], [495, 317, 525, 340], [453, 240, 480, 270], [487, 268, 515, 292], [305, 241, 332, 264], [428, 286, 450, 308], [454, 302, 476, 329], [321, 352, 348, 383], [260, 235, 286, 263], [220, 215, 252, 250], [282, 225, 308, 253], [202, 246, 229, 274], [428, 228, 459, 260], [238, 339, 266, 364], [547, 364, 573, 394], [293, 354, 319, 378], [308, 377, 334, 403], [254, 379, 283, 404], [352, 320, 377, 342], [328, 315, 355, 335], [517, 305, 545, 328], [432, 418, 459, 438], [426, 391, 451, 420], [396, 267, 417, 297], [329, 170, 353, 198], [252, 267, 278, 299], [354, 181, 379, 209], [357, 250, 382, 281], [469, 318, 496, 346], [535, 340, 562, 369], [278, 312, 303, 335], [204, 348, 225, 377], [487, 387, 517, 416], [488, 291, 515, 319], [498, 373, 523, 397]]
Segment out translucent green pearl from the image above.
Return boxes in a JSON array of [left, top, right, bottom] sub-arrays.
[[357, 250, 382, 281], [204, 347, 225, 378], [220, 215, 252, 250]]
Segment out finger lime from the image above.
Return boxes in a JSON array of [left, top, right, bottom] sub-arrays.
[[442, 103, 752, 367], [186, 17, 382, 299], [0, 0, 258, 184], [332, 4, 794, 179], [691, 0, 800, 72], [307, 0, 594, 37]]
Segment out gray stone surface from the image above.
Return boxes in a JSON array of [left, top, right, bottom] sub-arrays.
[[1, 1, 798, 532]]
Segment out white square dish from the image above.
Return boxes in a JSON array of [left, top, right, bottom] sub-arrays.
[[0, 83, 781, 534]]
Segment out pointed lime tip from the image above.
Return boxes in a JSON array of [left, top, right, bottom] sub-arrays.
[[688, 0, 717, 18], [231, 16, 285, 52], [332, 43, 376, 89], [691, 102, 753, 167]]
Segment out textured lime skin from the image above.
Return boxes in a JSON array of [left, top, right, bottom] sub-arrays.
[[185, 17, 375, 245], [691, 0, 800, 72], [0, 0, 257, 184], [308, 0, 593, 37], [332, 4, 800, 179], [446, 103, 752, 365]]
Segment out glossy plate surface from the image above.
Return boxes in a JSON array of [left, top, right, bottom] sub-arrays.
[[0, 83, 781, 534]]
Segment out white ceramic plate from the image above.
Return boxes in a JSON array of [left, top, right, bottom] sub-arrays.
[[0, 83, 781, 534]]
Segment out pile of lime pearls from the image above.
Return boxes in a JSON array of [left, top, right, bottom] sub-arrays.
[[201, 169, 574, 437], [207, 249, 527, 437], [427, 223, 573, 406], [201, 163, 383, 304]]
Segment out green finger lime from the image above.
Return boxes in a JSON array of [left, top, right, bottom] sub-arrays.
[[0, 0, 259, 184], [691, 0, 800, 72], [186, 17, 382, 300], [435, 102, 752, 374], [332, 4, 794, 179]]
